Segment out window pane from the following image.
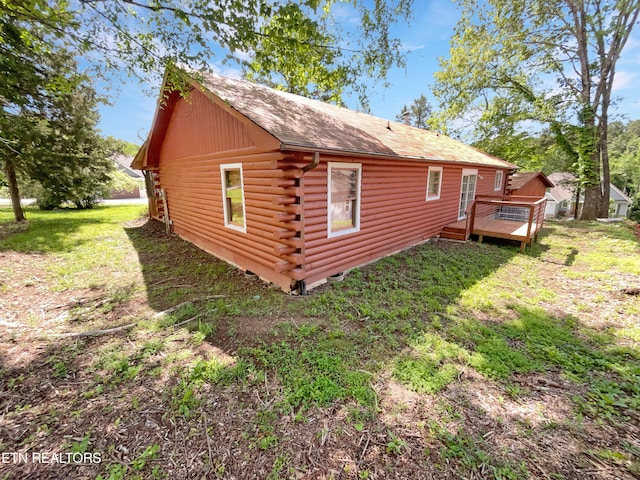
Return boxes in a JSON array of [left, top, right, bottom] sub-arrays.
[[331, 167, 358, 232], [427, 169, 441, 197], [459, 172, 477, 218], [224, 169, 244, 228]]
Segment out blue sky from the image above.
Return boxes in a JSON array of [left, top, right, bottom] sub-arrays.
[[96, 0, 640, 146]]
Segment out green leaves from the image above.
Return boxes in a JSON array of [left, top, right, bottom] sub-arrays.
[[396, 95, 432, 129], [244, 1, 414, 107], [4, 0, 415, 110], [434, 0, 640, 218]]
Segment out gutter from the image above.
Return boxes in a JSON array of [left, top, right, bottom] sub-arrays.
[[302, 151, 320, 172], [295, 151, 321, 295], [280, 143, 516, 170]]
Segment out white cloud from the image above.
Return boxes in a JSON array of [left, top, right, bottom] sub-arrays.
[[233, 50, 253, 62], [613, 71, 638, 91], [400, 41, 426, 53], [207, 61, 243, 80], [218, 66, 243, 79]]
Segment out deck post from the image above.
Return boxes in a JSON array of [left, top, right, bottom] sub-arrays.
[[526, 204, 535, 240], [466, 200, 477, 241], [454, 195, 547, 252]]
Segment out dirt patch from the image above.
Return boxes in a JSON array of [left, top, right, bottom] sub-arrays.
[[1, 217, 639, 479]]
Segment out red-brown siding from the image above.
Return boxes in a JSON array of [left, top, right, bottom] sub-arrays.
[[299, 156, 508, 286], [151, 88, 512, 292], [159, 88, 255, 160], [155, 93, 304, 291], [509, 179, 548, 198]]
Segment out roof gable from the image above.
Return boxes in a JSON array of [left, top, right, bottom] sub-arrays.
[[547, 172, 577, 202], [546, 172, 631, 204], [134, 68, 517, 170], [113, 154, 143, 178], [509, 171, 554, 190], [609, 183, 632, 203]]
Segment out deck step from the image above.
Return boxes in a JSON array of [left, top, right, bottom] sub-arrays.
[[440, 227, 468, 241], [440, 233, 467, 241]]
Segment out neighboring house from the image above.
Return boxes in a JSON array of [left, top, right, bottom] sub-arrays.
[[506, 171, 554, 198], [545, 172, 632, 218], [111, 154, 145, 199], [545, 172, 576, 218], [133, 69, 516, 293], [610, 183, 633, 218]]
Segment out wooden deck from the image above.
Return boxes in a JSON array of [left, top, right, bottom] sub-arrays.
[[444, 218, 539, 252], [440, 195, 548, 252]]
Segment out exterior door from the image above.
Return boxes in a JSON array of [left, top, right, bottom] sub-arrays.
[[458, 169, 478, 220]]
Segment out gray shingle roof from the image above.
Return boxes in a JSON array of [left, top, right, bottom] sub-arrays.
[[198, 72, 516, 169], [546, 172, 576, 202]]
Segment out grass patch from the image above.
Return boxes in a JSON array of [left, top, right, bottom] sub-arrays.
[[245, 327, 377, 409], [1, 207, 638, 479]]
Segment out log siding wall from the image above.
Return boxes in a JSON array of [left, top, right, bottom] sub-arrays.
[[151, 89, 512, 292], [155, 93, 304, 291], [301, 155, 507, 286]]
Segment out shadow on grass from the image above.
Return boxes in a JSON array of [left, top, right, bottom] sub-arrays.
[[2, 216, 639, 479], [123, 219, 523, 404], [379, 304, 640, 478], [0, 331, 206, 479], [123, 219, 285, 315]]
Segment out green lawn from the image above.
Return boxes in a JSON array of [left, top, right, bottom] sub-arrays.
[[1, 205, 638, 479]]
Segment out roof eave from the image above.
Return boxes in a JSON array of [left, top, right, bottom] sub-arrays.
[[280, 143, 516, 169], [131, 141, 148, 170]]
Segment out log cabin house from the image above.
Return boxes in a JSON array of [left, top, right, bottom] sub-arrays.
[[133, 69, 526, 293]]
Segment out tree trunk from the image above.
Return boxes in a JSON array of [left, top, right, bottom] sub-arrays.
[[3, 158, 25, 222], [577, 108, 600, 221], [580, 185, 600, 220], [599, 147, 611, 218], [598, 98, 612, 218]]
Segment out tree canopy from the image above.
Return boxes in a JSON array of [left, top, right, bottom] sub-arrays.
[[433, 0, 640, 220], [396, 94, 432, 129], [1, 0, 416, 220], [609, 120, 640, 196], [1, 3, 82, 220], [2, 0, 415, 102], [244, 1, 414, 106], [1, 44, 114, 211]]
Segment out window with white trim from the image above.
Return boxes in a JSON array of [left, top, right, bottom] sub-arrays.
[[494, 170, 504, 191], [220, 163, 246, 232], [328, 162, 361, 237], [426, 166, 443, 201]]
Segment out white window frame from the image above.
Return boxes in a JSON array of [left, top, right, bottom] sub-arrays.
[[220, 163, 247, 233], [458, 168, 478, 220], [327, 162, 362, 238], [494, 170, 504, 191], [426, 166, 443, 201]]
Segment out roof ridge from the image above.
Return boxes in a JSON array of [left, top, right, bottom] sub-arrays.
[[180, 68, 517, 169]]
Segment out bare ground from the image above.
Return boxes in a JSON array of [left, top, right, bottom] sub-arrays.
[[0, 218, 639, 479]]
